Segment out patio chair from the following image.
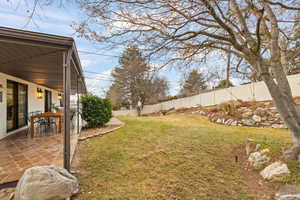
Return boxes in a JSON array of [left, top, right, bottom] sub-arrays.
[[47, 117, 58, 134], [26, 111, 43, 136]]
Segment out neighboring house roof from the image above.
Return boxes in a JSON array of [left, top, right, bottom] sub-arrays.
[[0, 26, 87, 94]]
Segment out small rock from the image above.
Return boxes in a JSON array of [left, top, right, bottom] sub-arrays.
[[230, 121, 237, 126], [275, 185, 300, 200], [248, 151, 270, 169], [216, 119, 222, 123], [272, 124, 286, 129], [242, 111, 253, 118], [225, 119, 233, 125], [198, 110, 206, 115], [255, 144, 261, 151], [260, 148, 270, 154], [260, 161, 290, 181], [254, 107, 267, 116], [261, 122, 271, 127], [261, 117, 267, 121], [242, 119, 255, 126], [252, 115, 262, 122], [245, 138, 256, 156], [15, 165, 79, 200], [266, 111, 273, 117], [283, 146, 300, 160]]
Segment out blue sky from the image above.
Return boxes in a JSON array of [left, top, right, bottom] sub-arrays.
[[0, 0, 236, 96]]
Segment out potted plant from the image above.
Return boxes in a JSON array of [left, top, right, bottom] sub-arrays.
[[51, 104, 60, 113]]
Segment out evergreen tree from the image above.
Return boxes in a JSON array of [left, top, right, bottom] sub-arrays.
[[108, 46, 169, 111], [180, 70, 207, 96], [215, 80, 234, 89]]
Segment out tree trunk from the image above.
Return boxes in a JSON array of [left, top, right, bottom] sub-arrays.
[[261, 71, 300, 158], [249, 58, 300, 159], [226, 50, 231, 88]]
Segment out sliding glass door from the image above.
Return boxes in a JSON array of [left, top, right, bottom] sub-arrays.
[[7, 80, 28, 132], [18, 84, 27, 127], [7, 81, 16, 131]]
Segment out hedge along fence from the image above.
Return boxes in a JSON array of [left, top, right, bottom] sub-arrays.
[[80, 95, 112, 128]]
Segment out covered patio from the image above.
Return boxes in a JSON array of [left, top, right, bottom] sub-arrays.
[[0, 27, 87, 185], [0, 130, 78, 184]]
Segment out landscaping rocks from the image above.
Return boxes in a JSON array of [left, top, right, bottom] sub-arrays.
[[146, 97, 300, 129], [252, 115, 262, 122], [242, 111, 253, 118], [15, 165, 79, 200], [260, 162, 290, 181], [254, 107, 266, 116], [248, 149, 270, 169], [242, 119, 255, 126], [275, 185, 300, 200]]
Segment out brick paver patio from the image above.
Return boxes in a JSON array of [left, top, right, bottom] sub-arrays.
[[0, 129, 78, 185]]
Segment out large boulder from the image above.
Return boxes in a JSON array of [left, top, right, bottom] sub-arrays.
[[260, 162, 290, 181], [248, 149, 270, 169], [275, 185, 300, 200], [15, 165, 79, 200]]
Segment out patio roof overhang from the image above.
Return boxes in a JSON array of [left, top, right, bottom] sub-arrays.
[[0, 26, 87, 94], [0, 27, 87, 171]]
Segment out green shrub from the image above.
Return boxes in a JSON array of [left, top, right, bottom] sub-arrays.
[[215, 80, 234, 89], [80, 95, 112, 128], [218, 101, 237, 116]]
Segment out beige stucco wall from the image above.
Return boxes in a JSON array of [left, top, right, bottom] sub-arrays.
[[0, 72, 61, 139], [113, 73, 300, 116]]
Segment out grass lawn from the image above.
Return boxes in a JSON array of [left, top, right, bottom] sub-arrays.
[[73, 115, 299, 200]]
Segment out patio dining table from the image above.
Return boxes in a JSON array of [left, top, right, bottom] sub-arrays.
[[30, 112, 63, 138]]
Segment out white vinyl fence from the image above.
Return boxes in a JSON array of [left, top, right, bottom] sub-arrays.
[[113, 74, 300, 116]]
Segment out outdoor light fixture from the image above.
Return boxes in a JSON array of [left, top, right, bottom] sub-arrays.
[[37, 88, 43, 99], [58, 93, 62, 100]]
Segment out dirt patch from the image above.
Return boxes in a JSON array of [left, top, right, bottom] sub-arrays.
[[233, 145, 280, 200]]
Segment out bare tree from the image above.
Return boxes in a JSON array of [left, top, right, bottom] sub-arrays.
[[74, 0, 300, 156], [6, 0, 71, 28]]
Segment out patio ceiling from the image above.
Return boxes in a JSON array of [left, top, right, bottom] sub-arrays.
[[0, 27, 86, 94]]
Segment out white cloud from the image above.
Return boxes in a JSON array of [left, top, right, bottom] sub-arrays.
[[81, 59, 96, 69], [85, 69, 113, 97]]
